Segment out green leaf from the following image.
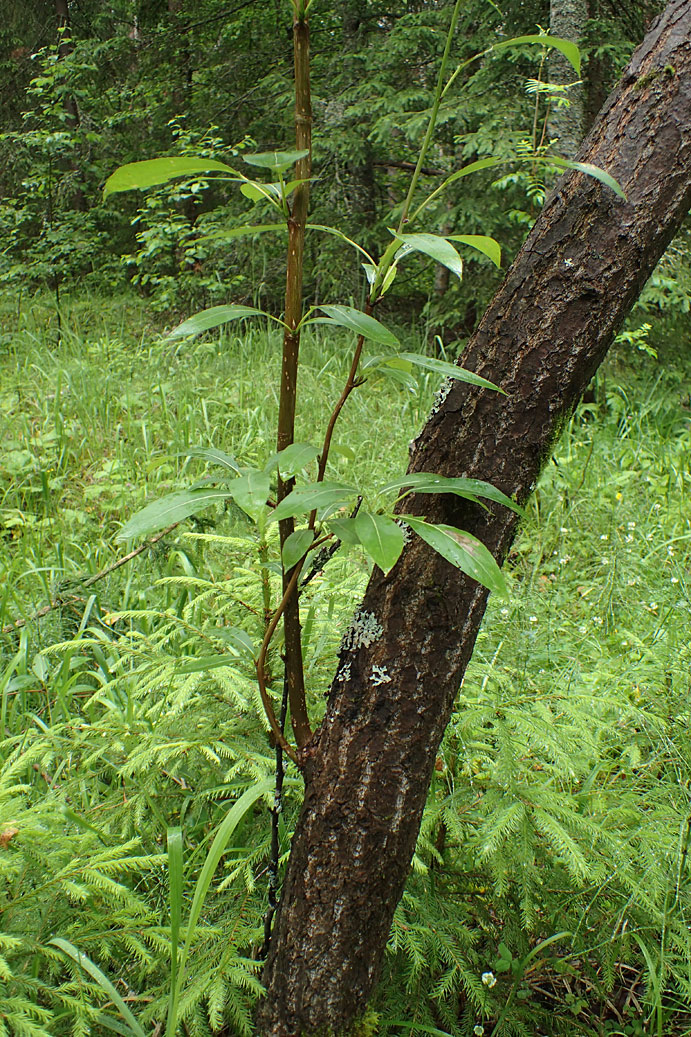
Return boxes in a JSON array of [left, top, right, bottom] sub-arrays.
[[310, 305, 400, 347], [183, 447, 241, 475], [394, 232, 463, 280], [228, 469, 271, 518], [211, 626, 256, 660], [447, 234, 502, 268], [361, 354, 419, 391], [167, 779, 273, 1037], [197, 223, 285, 244], [103, 157, 238, 199], [282, 528, 315, 570], [167, 305, 267, 340], [240, 181, 279, 203], [270, 481, 355, 523], [116, 487, 230, 541], [174, 654, 247, 674], [49, 938, 147, 1037], [243, 149, 309, 171], [398, 352, 505, 394], [443, 156, 504, 188], [265, 443, 320, 479], [403, 517, 508, 597], [492, 33, 581, 76], [353, 512, 405, 574], [308, 224, 375, 262], [546, 157, 626, 199], [327, 516, 360, 546], [380, 473, 524, 516]]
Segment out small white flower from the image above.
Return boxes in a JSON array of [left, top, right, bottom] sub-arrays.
[[560, 526, 569, 534], [649, 601, 658, 611], [600, 533, 609, 541], [579, 625, 587, 633], [654, 502, 661, 511], [627, 521, 636, 530], [625, 534, 634, 543], [500, 607, 509, 616], [481, 971, 497, 988], [668, 546, 675, 555], [474, 1027, 485, 1036], [671, 576, 679, 584], [593, 616, 603, 626], [646, 533, 654, 541], [601, 557, 609, 565], [529, 615, 538, 624]]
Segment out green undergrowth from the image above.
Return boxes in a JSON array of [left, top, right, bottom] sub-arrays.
[[1, 294, 690, 1036]]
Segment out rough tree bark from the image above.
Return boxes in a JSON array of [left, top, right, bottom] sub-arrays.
[[258, 1, 691, 1032]]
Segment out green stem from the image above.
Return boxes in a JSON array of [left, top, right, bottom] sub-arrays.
[[396, 0, 464, 233]]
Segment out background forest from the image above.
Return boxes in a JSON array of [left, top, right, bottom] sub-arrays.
[[1, 1, 691, 1035]]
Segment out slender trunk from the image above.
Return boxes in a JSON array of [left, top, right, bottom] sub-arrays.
[[548, 0, 588, 157], [277, 6, 312, 749], [54, 0, 86, 211], [258, 2, 691, 1033]]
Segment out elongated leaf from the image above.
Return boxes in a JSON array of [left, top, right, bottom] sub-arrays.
[[327, 516, 360, 546], [49, 938, 147, 1037], [116, 487, 230, 541], [197, 223, 285, 244], [94, 1016, 143, 1037], [361, 354, 419, 390], [444, 156, 504, 188], [167, 304, 267, 341], [492, 33, 581, 75], [211, 626, 256, 660], [104, 157, 238, 199], [546, 157, 626, 198], [183, 446, 241, 475], [240, 181, 280, 203], [395, 232, 463, 280], [308, 223, 374, 261], [354, 512, 405, 574], [270, 481, 355, 523], [448, 234, 501, 268], [174, 653, 248, 674], [380, 473, 524, 516], [282, 528, 315, 570], [228, 469, 271, 518], [166, 827, 183, 1037], [243, 149, 309, 171], [265, 443, 320, 479], [398, 352, 505, 394], [403, 517, 507, 597], [310, 305, 400, 347], [169, 779, 274, 1037]]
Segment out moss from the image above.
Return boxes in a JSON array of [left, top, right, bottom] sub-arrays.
[[633, 64, 676, 91]]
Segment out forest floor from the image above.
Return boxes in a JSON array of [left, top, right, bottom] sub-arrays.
[[1, 293, 691, 1036]]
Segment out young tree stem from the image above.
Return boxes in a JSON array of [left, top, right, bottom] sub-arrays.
[[276, 7, 312, 749]]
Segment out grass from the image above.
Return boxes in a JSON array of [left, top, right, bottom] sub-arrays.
[[1, 291, 690, 1036]]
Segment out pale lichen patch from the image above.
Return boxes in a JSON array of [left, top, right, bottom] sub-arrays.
[[341, 610, 383, 652]]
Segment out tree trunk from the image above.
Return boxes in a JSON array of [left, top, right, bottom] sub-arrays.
[[258, 1, 691, 1032], [548, 0, 588, 156], [54, 0, 86, 211]]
